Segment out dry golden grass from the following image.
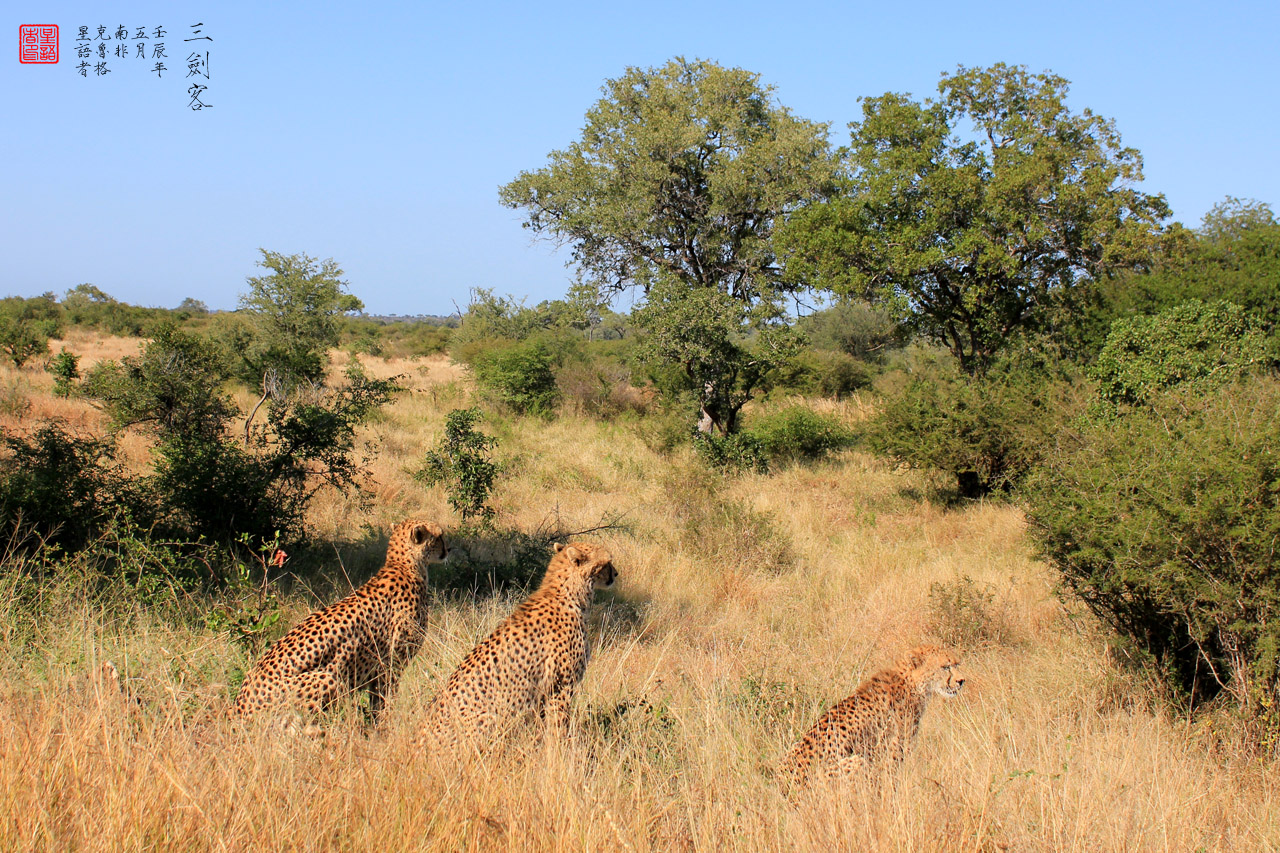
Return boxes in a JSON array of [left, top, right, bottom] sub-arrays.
[[1, 332, 1277, 851]]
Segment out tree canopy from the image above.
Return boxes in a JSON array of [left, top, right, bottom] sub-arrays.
[[239, 249, 364, 386], [778, 63, 1170, 373], [500, 57, 834, 432], [500, 57, 834, 301]]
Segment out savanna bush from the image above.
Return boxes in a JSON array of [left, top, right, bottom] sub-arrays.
[[0, 422, 150, 553], [416, 407, 500, 524], [1025, 376, 1280, 729], [84, 327, 399, 544], [864, 351, 1079, 498], [772, 349, 873, 399], [1091, 299, 1269, 411], [46, 349, 80, 397], [0, 293, 62, 367], [691, 430, 768, 473], [746, 405, 854, 464], [473, 340, 561, 416]]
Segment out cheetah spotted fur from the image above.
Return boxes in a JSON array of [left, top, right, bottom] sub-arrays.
[[417, 541, 616, 752], [779, 645, 965, 788], [234, 518, 447, 721]]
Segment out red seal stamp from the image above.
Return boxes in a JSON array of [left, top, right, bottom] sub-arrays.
[[19, 25, 58, 64]]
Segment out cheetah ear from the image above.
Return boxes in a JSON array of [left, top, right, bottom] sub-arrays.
[[412, 525, 430, 546], [560, 545, 586, 564], [553, 542, 566, 553]]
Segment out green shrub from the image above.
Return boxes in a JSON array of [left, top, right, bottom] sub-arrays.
[[84, 329, 399, 544], [746, 406, 854, 464], [1091, 299, 1269, 411], [84, 324, 235, 441], [0, 294, 62, 367], [864, 352, 1078, 498], [46, 349, 80, 397], [692, 430, 768, 473], [772, 349, 874, 399], [473, 340, 560, 416], [1025, 376, 1280, 726], [416, 408, 500, 524], [0, 423, 149, 552], [796, 299, 905, 360]]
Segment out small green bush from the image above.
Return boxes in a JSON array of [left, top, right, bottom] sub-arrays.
[[83, 329, 399, 544], [1025, 376, 1280, 725], [797, 299, 905, 360], [46, 349, 80, 397], [84, 324, 235, 441], [0, 294, 62, 367], [416, 408, 500, 524], [746, 406, 854, 464], [473, 341, 560, 416], [772, 349, 873, 399]]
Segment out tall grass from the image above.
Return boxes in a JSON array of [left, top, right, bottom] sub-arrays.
[[0, 334, 1277, 851]]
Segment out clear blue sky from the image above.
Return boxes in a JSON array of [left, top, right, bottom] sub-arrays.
[[4, 1, 1277, 315]]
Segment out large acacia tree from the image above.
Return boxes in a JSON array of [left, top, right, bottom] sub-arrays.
[[500, 57, 834, 432], [778, 63, 1169, 373]]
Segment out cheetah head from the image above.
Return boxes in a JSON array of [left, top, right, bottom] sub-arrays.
[[904, 645, 965, 699], [553, 542, 617, 590], [392, 518, 449, 570]]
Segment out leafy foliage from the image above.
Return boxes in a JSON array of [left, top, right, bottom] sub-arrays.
[[1088, 198, 1280, 356], [692, 430, 768, 473], [46, 349, 80, 397], [61, 284, 169, 337], [745, 406, 854, 464], [473, 340, 561, 416], [0, 293, 62, 367], [796, 299, 904, 360], [779, 63, 1168, 373], [501, 57, 833, 298], [634, 279, 801, 434], [1091, 300, 1269, 410], [238, 249, 364, 386], [1025, 377, 1280, 721], [864, 350, 1079, 497], [85, 324, 236, 441], [0, 423, 149, 552], [416, 408, 500, 524], [501, 57, 834, 432], [82, 323, 399, 544]]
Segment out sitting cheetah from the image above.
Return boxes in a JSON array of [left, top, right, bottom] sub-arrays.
[[779, 645, 964, 789], [417, 541, 616, 752], [234, 518, 447, 721]]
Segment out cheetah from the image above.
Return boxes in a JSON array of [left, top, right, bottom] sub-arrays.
[[233, 518, 447, 721], [417, 541, 616, 752], [779, 645, 964, 789]]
